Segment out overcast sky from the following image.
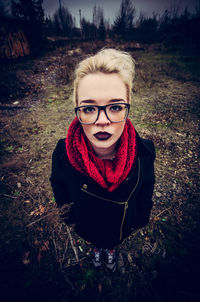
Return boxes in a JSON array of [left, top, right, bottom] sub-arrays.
[[43, 0, 198, 25], [1, 0, 198, 25]]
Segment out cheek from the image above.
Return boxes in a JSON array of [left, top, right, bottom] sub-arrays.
[[82, 125, 92, 137], [114, 122, 125, 136]]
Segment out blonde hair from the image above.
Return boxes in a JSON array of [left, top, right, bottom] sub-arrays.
[[73, 48, 135, 106]]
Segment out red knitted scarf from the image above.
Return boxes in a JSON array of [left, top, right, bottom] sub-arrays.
[[65, 117, 137, 192]]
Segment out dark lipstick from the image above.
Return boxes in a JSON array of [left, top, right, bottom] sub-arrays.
[[94, 132, 112, 141]]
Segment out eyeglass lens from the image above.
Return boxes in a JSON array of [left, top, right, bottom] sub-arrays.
[[77, 103, 129, 124]]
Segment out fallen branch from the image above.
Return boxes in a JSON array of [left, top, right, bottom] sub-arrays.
[[118, 252, 125, 274], [60, 237, 69, 269], [52, 230, 58, 260], [66, 225, 79, 262]]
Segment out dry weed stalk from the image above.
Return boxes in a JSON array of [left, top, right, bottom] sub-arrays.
[[26, 202, 74, 227], [26, 202, 80, 266], [65, 225, 79, 262]]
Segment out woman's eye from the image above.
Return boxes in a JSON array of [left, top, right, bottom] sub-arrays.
[[109, 105, 123, 112], [83, 106, 96, 114]]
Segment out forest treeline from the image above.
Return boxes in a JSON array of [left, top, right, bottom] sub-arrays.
[[1, 0, 200, 51]]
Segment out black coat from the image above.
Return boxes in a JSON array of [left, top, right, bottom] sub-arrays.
[[50, 132, 155, 248]]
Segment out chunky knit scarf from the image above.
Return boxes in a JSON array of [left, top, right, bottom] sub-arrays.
[[65, 117, 137, 192]]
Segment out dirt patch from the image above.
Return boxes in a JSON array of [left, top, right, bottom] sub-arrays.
[[0, 43, 200, 302]]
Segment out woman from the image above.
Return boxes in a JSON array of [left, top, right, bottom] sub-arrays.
[[50, 48, 155, 272]]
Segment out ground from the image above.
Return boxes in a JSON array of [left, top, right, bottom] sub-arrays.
[[0, 41, 200, 302]]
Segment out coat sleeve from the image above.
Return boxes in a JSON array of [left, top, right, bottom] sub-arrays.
[[135, 141, 156, 228], [50, 140, 76, 225], [50, 140, 69, 208]]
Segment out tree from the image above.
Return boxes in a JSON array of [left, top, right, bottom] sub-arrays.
[[11, 0, 44, 24], [0, 0, 6, 16], [113, 0, 136, 39], [98, 17, 106, 41], [81, 17, 96, 40], [53, 6, 75, 37], [92, 4, 98, 38], [92, 5, 106, 40], [11, 0, 45, 52], [54, 13, 61, 35], [195, 0, 200, 17], [44, 16, 54, 36], [80, 5, 106, 40], [136, 12, 158, 43]]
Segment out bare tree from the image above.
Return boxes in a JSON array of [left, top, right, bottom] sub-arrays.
[[92, 5, 106, 39], [93, 5, 97, 27], [92, 5, 97, 39], [93, 5, 104, 28]]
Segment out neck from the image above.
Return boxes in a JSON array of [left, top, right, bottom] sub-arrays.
[[91, 143, 117, 160]]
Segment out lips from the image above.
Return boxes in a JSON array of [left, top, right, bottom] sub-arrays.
[[94, 132, 112, 140]]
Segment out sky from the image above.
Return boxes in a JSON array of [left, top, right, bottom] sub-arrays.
[[43, 0, 198, 26], [0, 0, 198, 25]]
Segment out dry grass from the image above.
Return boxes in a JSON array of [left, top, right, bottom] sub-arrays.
[[0, 43, 200, 301]]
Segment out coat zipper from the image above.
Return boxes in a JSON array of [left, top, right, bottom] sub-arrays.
[[81, 158, 141, 240], [80, 188, 126, 205], [120, 201, 128, 240]]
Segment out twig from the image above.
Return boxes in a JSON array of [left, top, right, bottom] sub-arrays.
[[66, 225, 79, 262], [58, 223, 62, 234], [153, 207, 171, 219], [24, 191, 35, 202], [130, 207, 172, 238], [52, 230, 58, 260], [64, 257, 87, 268], [60, 237, 69, 269], [26, 212, 55, 227], [131, 229, 141, 237], [1, 194, 17, 199], [118, 252, 125, 274], [63, 275, 76, 291]]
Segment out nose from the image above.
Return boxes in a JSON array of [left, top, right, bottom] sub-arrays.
[[95, 109, 110, 125]]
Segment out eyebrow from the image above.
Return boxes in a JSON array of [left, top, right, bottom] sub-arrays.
[[80, 98, 126, 105]]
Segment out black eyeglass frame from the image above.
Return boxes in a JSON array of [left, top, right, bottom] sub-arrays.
[[75, 103, 130, 125]]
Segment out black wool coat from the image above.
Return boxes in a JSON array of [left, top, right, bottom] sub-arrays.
[[50, 132, 156, 248]]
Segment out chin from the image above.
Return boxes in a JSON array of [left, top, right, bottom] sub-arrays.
[[91, 139, 116, 151]]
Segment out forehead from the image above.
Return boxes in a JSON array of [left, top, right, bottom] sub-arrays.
[[77, 72, 127, 104]]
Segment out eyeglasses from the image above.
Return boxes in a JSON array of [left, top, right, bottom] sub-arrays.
[[75, 103, 130, 125]]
